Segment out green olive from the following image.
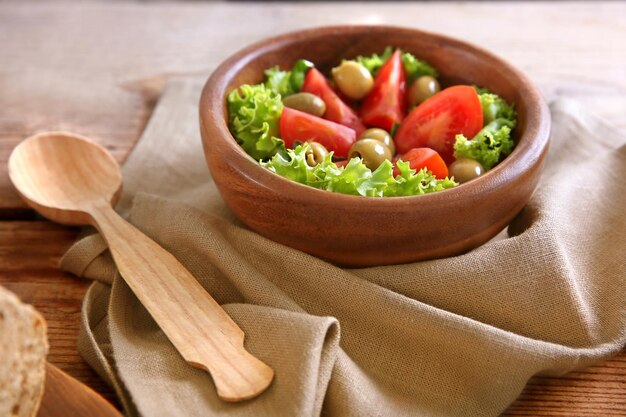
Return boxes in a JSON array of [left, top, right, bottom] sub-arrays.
[[358, 128, 395, 155], [348, 139, 393, 171], [407, 75, 441, 107], [282, 92, 326, 117], [331, 61, 374, 100], [449, 158, 485, 183], [305, 142, 329, 167]]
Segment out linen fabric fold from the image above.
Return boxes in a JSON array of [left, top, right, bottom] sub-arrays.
[[61, 78, 626, 417]]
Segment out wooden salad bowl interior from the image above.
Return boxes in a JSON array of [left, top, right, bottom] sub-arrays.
[[199, 25, 551, 267]]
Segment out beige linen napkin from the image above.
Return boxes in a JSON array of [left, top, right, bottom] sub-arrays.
[[61, 78, 626, 417]]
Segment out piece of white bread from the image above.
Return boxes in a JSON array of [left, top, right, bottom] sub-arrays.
[[0, 286, 48, 417]]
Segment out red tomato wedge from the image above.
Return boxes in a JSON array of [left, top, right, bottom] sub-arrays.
[[360, 50, 406, 132], [302, 68, 365, 134], [280, 107, 356, 158], [393, 148, 448, 179], [394, 85, 483, 164]]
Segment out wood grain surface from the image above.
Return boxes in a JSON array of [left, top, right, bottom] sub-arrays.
[[1, 1, 625, 415]]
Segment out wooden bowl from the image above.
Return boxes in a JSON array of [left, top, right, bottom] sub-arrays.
[[199, 26, 550, 267]]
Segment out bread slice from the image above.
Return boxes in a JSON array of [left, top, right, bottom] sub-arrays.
[[0, 286, 48, 417]]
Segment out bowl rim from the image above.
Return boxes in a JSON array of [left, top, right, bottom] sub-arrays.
[[200, 24, 551, 208]]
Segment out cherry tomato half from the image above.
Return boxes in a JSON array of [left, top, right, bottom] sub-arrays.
[[302, 68, 365, 135], [394, 85, 483, 164], [360, 50, 407, 132], [280, 107, 356, 158], [393, 148, 448, 179]]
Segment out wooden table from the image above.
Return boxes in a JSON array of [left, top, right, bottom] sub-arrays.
[[1, 1, 625, 415]]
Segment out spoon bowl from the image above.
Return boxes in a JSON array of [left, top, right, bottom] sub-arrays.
[[8, 132, 121, 225]]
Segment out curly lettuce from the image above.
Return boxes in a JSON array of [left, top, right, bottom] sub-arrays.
[[476, 89, 517, 125], [262, 144, 456, 197], [453, 89, 517, 170], [326, 158, 391, 197], [354, 47, 437, 82], [401, 52, 438, 83], [227, 84, 284, 160], [264, 67, 293, 97], [257, 142, 318, 184], [453, 119, 516, 170], [264, 59, 314, 97], [355, 47, 393, 76], [386, 161, 456, 196]]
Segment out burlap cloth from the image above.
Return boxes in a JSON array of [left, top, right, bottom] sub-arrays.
[[61, 78, 626, 417]]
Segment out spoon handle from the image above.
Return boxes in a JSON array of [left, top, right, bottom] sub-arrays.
[[88, 203, 274, 402]]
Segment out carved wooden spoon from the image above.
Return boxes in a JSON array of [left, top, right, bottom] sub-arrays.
[[9, 132, 274, 402]]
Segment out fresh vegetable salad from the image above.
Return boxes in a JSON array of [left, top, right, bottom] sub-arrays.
[[227, 47, 517, 197]]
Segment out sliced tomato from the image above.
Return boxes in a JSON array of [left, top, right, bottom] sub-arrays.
[[393, 148, 448, 179], [301, 68, 365, 134], [359, 50, 406, 132], [280, 107, 356, 158], [394, 85, 483, 164]]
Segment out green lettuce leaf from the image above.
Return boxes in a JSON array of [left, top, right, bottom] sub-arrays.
[[453, 90, 517, 170], [227, 84, 284, 160], [265, 67, 294, 97], [476, 90, 517, 125], [354, 47, 437, 82], [258, 144, 317, 184], [325, 158, 392, 197], [453, 118, 516, 170], [401, 52, 438, 83], [355, 47, 394, 76], [264, 59, 314, 97], [261, 144, 456, 197], [385, 161, 456, 196]]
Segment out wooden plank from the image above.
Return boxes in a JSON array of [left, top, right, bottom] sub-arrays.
[[504, 356, 626, 415], [0, 1, 625, 213], [1, 221, 624, 415]]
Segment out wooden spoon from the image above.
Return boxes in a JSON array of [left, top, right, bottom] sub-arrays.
[[38, 363, 123, 417], [8, 132, 274, 402]]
